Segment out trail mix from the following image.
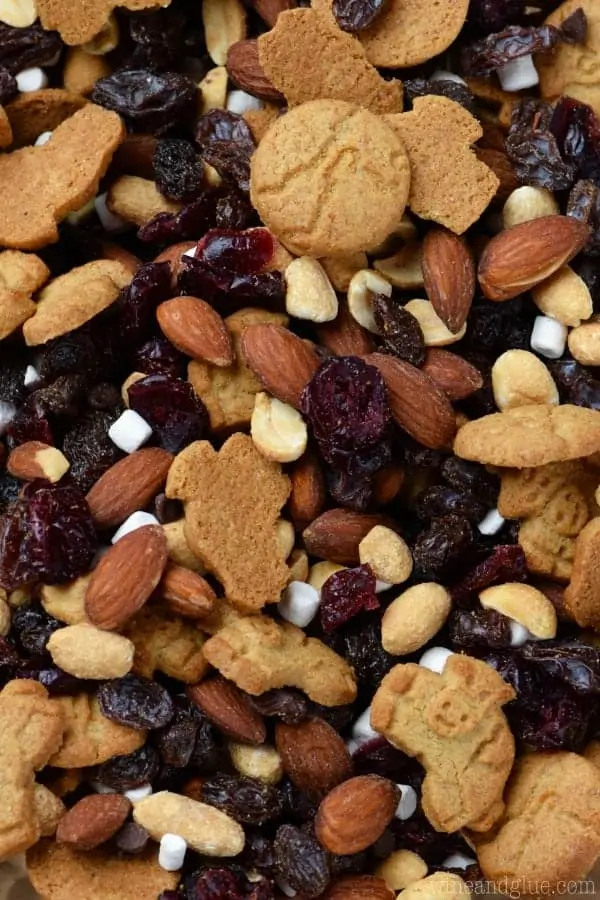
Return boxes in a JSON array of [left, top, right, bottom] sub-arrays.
[[2, 0, 600, 898]]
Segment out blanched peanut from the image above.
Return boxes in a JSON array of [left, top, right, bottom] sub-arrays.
[[359, 526, 413, 585], [374, 242, 424, 289], [47, 623, 134, 679], [491, 349, 558, 411], [479, 582, 557, 639], [568, 321, 600, 366], [288, 548, 309, 583], [134, 790, 244, 856], [381, 583, 451, 655], [502, 186, 559, 230], [229, 742, 283, 784], [531, 265, 592, 327], [404, 299, 466, 346], [0, 595, 10, 636], [347, 269, 391, 333], [251, 393, 308, 463], [275, 518, 295, 560], [320, 253, 368, 291], [376, 850, 428, 891], [285, 257, 338, 323]]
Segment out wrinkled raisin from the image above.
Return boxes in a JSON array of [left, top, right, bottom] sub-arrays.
[[94, 744, 160, 791], [461, 24, 562, 76], [274, 825, 330, 897], [0, 22, 62, 74], [154, 697, 200, 767], [98, 675, 174, 730], [127, 374, 208, 454], [506, 98, 576, 191], [153, 139, 205, 201], [448, 608, 512, 652], [62, 411, 122, 493], [250, 689, 308, 724], [92, 69, 197, 134], [412, 515, 474, 579], [415, 485, 487, 523], [134, 339, 185, 380], [332, 0, 388, 32], [201, 773, 284, 825], [373, 295, 426, 366], [11, 604, 64, 656]]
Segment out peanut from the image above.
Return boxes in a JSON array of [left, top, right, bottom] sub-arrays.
[[491, 349, 558, 411], [374, 241, 424, 289], [531, 265, 592, 327], [404, 299, 466, 346], [479, 582, 557, 639], [229, 742, 283, 784], [568, 321, 600, 366], [347, 269, 391, 333], [133, 790, 244, 856], [376, 850, 428, 891], [381, 583, 451, 655], [47, 623, 134, 679], [400, 873, 471, 900], [285, 257, 338, 323], [251, 392, 308, 463], [359, 525, 413, 585], [502, 186, 559, 229]]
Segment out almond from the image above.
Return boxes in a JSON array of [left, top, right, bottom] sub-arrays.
[[322, 876, 395, 900], [317, 299, 375, 356], [478, 215, 590, 302], [56, 794, 131, 850], [302, 509, 390, 565], [85, 525, 168, 630], [85, 448, 173, 529], [157, 296, 233, 367], [241, 323, 320, 409], [422, 228, 475, 334], [475, 147, 520, 202], [315, 775, 399, 855], [288, 451, 326, 531], [421, 349, 483, 401], [7, 441, 69, 483], [187, 675, 267, 744], [366, 352, 456, 449], [248, 0, 296, 26], [275, 718, 353, 797], [161, 564, 217, 619], [227, 38, 283, 101]]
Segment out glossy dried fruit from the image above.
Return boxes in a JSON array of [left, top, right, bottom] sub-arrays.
[[94, 744, 160, 791], [153, 139, 205, 201], [320, 564, 379, 632], [416, 485, 486, 523], [250, 689, 308, 724], [412, 515, 474, 580], [11, 603, 63, 656], [332, 0, 388, 32], [197, 228, 274, 275], [127, 374, 208, 455], [506, 99, 576, 191], [118, 261, 172, 347], [98, 674, 174, 730], [201, 773, 284, 824], [451, 544, 527, 606], [551, 96, 600, 186], [92, 69, 197, 134], [274, 825, 330, 897], [448, 608, 512, 651], [0, 21, 62, 74], [373, 295, 425, 366], [461, 24, 562, 76]]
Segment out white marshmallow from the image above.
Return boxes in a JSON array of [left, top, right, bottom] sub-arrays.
[[278, 581, 321, 628], [0, 401, 16, 436], [158, 834, 187, 872], [124, 784, 153, 803], [34, 131, 53, 147], [530, 315, 567, 360], [442, 852, 477, 870], [395, 783, 418, 820], [16, 67, 48, 93], [345, 738, 361, 756], [430, 70, 467, 86], [276, 880, 297, 898], [183, 245, 198, 258], [419, 646, 454, 674], [95, 192, 128, 234], [497, 55, 539, 92], [108, 409, 152, 453], [375, 580, 393, 594], [509, 620, 534, 647], [89, 781, 117, 794], [478, 508, 505, 536], [112, 511, 160, 544], [24, 365, 41, 387], [226, 89, 264, 115], [351, 706, 378, 742]]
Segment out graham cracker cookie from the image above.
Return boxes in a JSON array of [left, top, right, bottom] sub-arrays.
[[183, 433, 291, 613], [5, 90, 87, 148], [48, 694, 145, 768], [564, 517, 600, 629], [107, 175, 182, 228], [250, 99, 411, 257], [537, 0, 600, 117], [0, 108, 12, 150], [385, 96, 499, 234], [27, 841, 177, 900], [258, 9, 402, 114], [36, 0, 173, 46], [0, 104, 124, 251], [0, 250, 50, 340], [64, 48, 112, 97], [371, 655, 515, 833], [312, 0, 470, 68], [475, 752, 600, 892], [123, 606, 209, 684], [454, 404, 600, 468]]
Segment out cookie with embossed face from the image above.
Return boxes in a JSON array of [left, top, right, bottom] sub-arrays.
[[250, 99, 411, 257], [537, 0, 600, 117]]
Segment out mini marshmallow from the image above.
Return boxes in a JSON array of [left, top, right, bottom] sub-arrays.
[[16, 67, 48, 93], [183, 245, 198, 258], [530, 315, 568, 360], [226, 89, 264, 115], [278, 581, 321, 628], [158, 833, 187, 872], [351, 706, 378, 742], [345, 738, 361, 756], [509, 620, 533, 647], [430, 70, 467, 86], [442, 852, 477, 870], [395, 783, 418, 820], [95, 192, 128, 234], [112, 511, 160, 544], [497, 55, 539, 92], [375, 580, 393, 594], [24, 365, 41, 387], [108, 408, 152, 454], [0, 401, 16, 436], [419, 646, 454, 674], [34, 131, 53, 147], [276, 880, 297, 898], [89, 781, 117, 794], [124, 784, 153, 803], [478, 508, 505, 536]]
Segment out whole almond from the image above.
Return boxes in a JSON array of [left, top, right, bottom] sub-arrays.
[[227, 38, 283, 101], [241, 323, 320, 409], [422, 228, 475, 333], [478, 215, 590, 302], [248, 0, 296, 26], [475, 147, 520, 202], [275, 718, 353, 797], [303, 509, 390, 565], [86, 448, 173, 529], [367, 353, 456, 449], [322, 876, 395, 900], [7, 441, 69, 483], [157, 296, 233, 367], [317, 300, 376, 356], [56, 794, 131, 850], [288, 452, 326, 531], [161, 564, 217, 619], [315, 775, 399, 854], [188, 675, 266, 744], [421, 349, 483, 401], [85, 525, 168, 630]]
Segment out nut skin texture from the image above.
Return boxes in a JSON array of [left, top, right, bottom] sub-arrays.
[[85, 448, 174, 529], [160, 565, 217, 620], [422, 228, 475, 333], [492, 350, 559, 412], [47, 624, 135, 680], [157, 296, 234, 367], [275, 718, 353, 797], [422, 349, 483, 402], [316, 775, 399, 854], [56, 795, 131, 851], [187, 675, 267, 744], [7, 442, 70, 483], [241, 323, 321, 410], [381, 583, 451, 655], [479, 582, 557, 639], [303, 509, 391, 565], [321, 876, 395, 900], [288, 452, 326, 531]]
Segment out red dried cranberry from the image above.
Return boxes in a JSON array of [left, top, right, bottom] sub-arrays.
[[178, 256, 284, 307], [274, 825, 330, 897], [0, 481, 97, 591], [186, 868, 244, 900], [127, 374, 208, 454], [118, 262, 172, 346], [332, 0, 388, 32], [450, 544, 527, 605], [201, 773, 284, 825], [196, 228, 274, 275], [98, 674, 174, 730], [134, 338, 186, 379], [320, 564, 379, 632], [6, 398, 53, 448], [92, 69, 197, 134], [352, 736, 423, 786], [153, 139, 205, 201], [94, 744, 160, 791]]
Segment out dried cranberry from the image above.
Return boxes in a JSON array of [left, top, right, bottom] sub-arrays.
[[201, 773, 284, 825], [215, 190, 255, 230], [451, 544, 527, 605], [92, 69, 197, 134], [94, 744, 160, 791], [0, 481, 97, 591], [274, 825, 330, 897], [373, 295, 426, 366], [320, 564, 379, 632], [114, 822, 150, 855], [178, 256, 284, 307], [98, 675, 174, 730], [134, 338, 185, 380], [391, 812, 470, 866], [416, 485, 487, 523], [196, 228, 274, 275], [0, 21, 62, 74], [352, 736, 423, 787], [551, 96, 600, 186], [62, 410, 122, 493], [461, 24, 561, 76], [250, 689, 308, 724], [6, 399, 53, 448], [11, 604, 64, 656], [186, 868, 244, 900], [412, 515, 474, 580], [154, 697, 200, 767], [448, 608, 512, 652], [128, 374, 208, 454], [117, 261, 172, 346], [332, 0, 388, 32], [506, 98, 576, 191], [153, 139, 205, 201]]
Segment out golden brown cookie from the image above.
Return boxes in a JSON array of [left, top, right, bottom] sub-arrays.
[[475, 752, 600, 892], [0, 249, 50, 340], [371, 655, 515, 833], [0, 107, 12, 149], [250, 99, 411, 257], [123, 605, 209, 683], [107, 175, 182, 227], [27, 841, 177, 900], [312, 0, 469, 68], [385, 97, 499, 234], [49, 694, 145, 768], [258, 9, 402, 114], [564, 517, 600, 629], [454, 404, 600, 468], [36, 0, 173, 46], [5, 89, 87, 148], [537, 0, 600, 117]]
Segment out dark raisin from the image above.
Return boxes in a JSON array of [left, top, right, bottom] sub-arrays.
[[32, 374, 86, 418], [197, 228, 274, 274], [325, 469, 374, 513], [114, 822, 150, 855], [62, 411, 122, 493], [134, 339, 186, 380], [404, 77, 476, 115], [195, 109, 255, 154], [352, 736, 423, 786], [0, 474, 20, 516], [341, 619, 396, 691], [94, 744, 160, 791], [185, 869, 245, 900], [412, 515, 474, 580], [448, 608, 512, 652], [415, 485, 487, 523], [241, 829, 276, 877], [373, 295, 426, 366], [273, 825, 330, 898], [127, 374, 208, 454], [215, 190, 255, 230], [0, 22, 62, 74], [332, 0, 388, 32], [551, 358, 600, 409], [467, 0, 526, 34], [16, 665, 81, 694], [320, 564, 379, 632], [461, 24, 561, 76], [153, 697, 199, 767], [201, 142, 252, 194], [117, 261, 172, 347], [0, 67, 17, 105], [87, 383, 122, 412], [153, 493, 183, 525], [11, 604, 63, 656], [127, 7, 186, 69], [189, 713, 221, 772], [153, 139, 205, 201], [451, 545, 528, 606], [390, 812, 469, 866], [98, 675, 174, 730], [250, 689, 308, 724], [92, 69, 197, 134], [506, 98, 576, 191], [6, 399, 53, 449], [280, 779, 320, 823], [440, 457, 500, 506], [0, 347, 27, 405], [551, 96, 600, 185], [38, 331, 99, 383], [201, 773, 284, 825]]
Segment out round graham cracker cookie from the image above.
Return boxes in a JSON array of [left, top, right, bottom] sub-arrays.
[[312, 0, 470, 68], [537, 0, 600, 117], [250, 99, 411, 257]]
